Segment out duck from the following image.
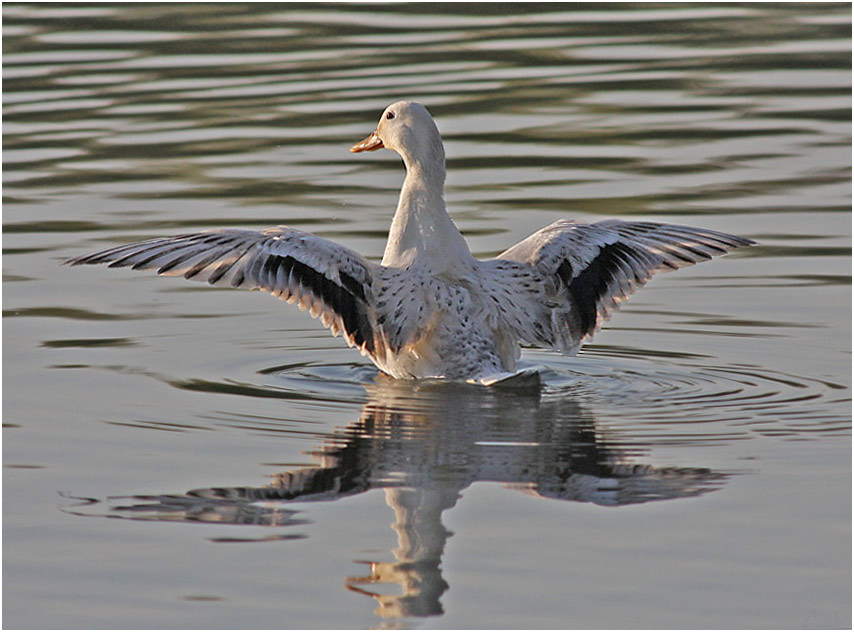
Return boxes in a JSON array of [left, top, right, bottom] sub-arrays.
[[66, 100, 753, 382]]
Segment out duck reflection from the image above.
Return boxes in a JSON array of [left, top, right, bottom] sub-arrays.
[[91, 377, 729, 619]]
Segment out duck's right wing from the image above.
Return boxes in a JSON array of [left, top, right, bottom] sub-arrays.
[[65, 227, 381, 356]]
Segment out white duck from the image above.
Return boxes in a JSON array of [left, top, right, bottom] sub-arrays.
[[67, 101, 753, 382]]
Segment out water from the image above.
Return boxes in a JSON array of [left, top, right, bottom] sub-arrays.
[[3, 3, 851, 629]]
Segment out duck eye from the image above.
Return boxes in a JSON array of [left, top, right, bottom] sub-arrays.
[[385, 111, 395, 120]]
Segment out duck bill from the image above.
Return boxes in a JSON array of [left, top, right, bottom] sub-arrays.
[[350, 131, 384, 153]]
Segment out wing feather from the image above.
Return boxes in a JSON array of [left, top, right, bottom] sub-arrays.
[[496, 219, 753, 353], [65, 227, 379, 355]]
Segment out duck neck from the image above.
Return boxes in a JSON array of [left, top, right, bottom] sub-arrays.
[[382, 152, 472, 272]]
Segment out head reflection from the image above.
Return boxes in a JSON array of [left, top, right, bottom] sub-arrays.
[[92, 377, 728, 620]]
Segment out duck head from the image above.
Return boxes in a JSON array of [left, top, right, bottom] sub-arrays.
[[351, 101, 445, 175]]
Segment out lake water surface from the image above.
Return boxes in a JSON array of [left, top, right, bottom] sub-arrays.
[[3, 3, 851, 629]]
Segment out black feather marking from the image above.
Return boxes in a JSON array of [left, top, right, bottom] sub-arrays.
[[677, 244, 714, 261], [663, 231, 731, 254], [655, 244, 697, 265], [695, 241, 728, 254], [556, 260, 573, 286], [126, 233, 228, 271], [115, 239, 188, 269], [78, 240, 160, 266], [183, 247, 236, 280], [206, 242, 257, 284], [263, 254, 374, 353], [620, 222, 661, 236], [156, 248, 209, 274], [111, 242, 176, 269], [107, 245, 167, 268], [565, 241, 638, 338], [339, 269, 368, 303], [230, 265, 246, 288]]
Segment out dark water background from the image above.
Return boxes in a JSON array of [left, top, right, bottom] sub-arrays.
[[3, 3, 851, 628]]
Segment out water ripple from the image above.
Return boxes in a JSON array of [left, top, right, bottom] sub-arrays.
[[182, 352, 851, 447]]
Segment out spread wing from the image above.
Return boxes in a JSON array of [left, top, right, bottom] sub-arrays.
[[496, 219, 754, 354], [65, 227, 380, 356]]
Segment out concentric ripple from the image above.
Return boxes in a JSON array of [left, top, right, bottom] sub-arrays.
[[241, 350, 850, 445], [538, 351, 850, 443]]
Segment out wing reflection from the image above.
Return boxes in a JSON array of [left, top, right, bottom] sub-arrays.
[[75, 377, 729, 620]]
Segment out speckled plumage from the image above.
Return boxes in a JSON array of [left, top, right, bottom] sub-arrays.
[[66, 101, 753, 382]]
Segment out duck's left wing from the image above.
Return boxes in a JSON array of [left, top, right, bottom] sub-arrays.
[[65, 227, 380, 355], [495, 219, 754, 354]]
